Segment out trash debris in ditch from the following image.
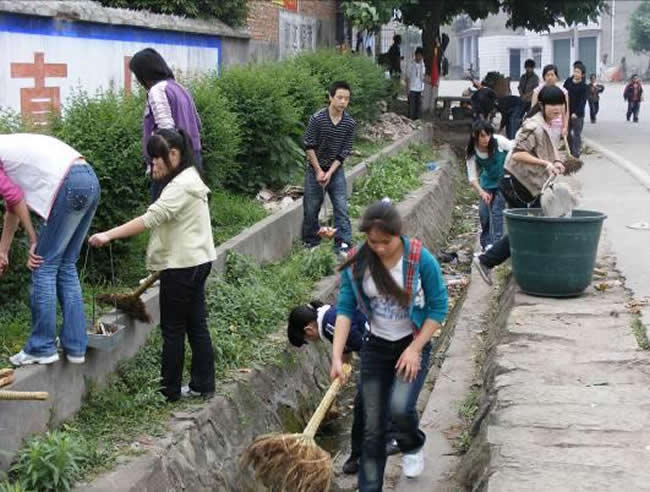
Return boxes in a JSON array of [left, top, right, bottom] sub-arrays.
[[627, 221, 650, 230], [594, 280, 623, 292], [625, 298, 649, 314], [358, 112, 420, 142], [256, 185, 303, 213]]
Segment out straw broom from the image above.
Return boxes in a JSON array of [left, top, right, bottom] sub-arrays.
[[242, 364, 352, 492], [0, 369, 49, 401], [96, 272, 160, 322], [562, 136, 584, 175]]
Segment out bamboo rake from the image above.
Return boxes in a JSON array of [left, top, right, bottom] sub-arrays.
[[0, 369, 49, 401], [562, 135, 584, 174]]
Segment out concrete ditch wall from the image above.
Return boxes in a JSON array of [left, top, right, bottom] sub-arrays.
[[0, 126, 435, 471], [74, 141, 462, 491]]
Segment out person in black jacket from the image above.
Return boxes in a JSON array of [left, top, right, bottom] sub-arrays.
[[563, 62, 589, 157], [288, 301, 399, 475]]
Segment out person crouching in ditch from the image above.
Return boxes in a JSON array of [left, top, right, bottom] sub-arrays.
[[287, 298, 401, 474], [89, 128, 216, 402]]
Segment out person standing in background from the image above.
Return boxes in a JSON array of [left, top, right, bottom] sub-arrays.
[[587, 74, 605, 124], [406, 47, 425, 120], [563, 62, 588, 157]]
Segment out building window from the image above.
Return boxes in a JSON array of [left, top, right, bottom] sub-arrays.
[[532, 47, 542, 69]]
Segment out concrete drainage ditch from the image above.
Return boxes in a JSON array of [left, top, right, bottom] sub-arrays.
[[72, 138, 465, 491]]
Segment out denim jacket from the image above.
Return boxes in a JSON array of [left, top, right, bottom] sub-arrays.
[[336, 236, 448, 333]]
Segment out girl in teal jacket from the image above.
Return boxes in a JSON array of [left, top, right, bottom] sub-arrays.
[[330, 199, 448, 491]]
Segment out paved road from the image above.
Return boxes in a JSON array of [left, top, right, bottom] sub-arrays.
[[438, 79, 650, 321]]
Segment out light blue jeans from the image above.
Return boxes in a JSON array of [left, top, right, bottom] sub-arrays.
[[24, 165, 100, 358]]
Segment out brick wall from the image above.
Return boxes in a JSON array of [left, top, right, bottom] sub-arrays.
[[247, 0, 337, 42], [300, 0, 337, 20]]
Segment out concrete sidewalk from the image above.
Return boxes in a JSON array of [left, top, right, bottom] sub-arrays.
[[469, 241, 650, 491]]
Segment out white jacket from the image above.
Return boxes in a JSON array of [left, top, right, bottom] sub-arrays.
[[142, 167, 216, 271]]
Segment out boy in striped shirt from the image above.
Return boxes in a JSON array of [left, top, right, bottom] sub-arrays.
[[302, 81, 356, 254]]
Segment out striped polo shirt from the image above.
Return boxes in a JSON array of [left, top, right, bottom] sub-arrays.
[[303, 108, 356, 170]]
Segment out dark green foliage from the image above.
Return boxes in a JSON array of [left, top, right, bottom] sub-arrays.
[[49, 89, 150, 285], [294, 50, 391, 123], [217, 65, 305, 192], [97, 0, 248, 27], [190, 74, 243, 189], [629, 1, 650, 54]]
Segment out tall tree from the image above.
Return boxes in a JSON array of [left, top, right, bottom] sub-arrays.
[[359, 0, 607, 75], [629, 0, 650, 75]]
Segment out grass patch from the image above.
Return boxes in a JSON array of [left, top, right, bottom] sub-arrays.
[[348, 144, 432, 217], [3, 245, 337, 487], [456, 388, 480, 453], [632, 318, 650, 350], [210, 189, 268, 245]]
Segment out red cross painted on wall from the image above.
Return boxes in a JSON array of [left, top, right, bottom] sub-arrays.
[[11, 52, 68, 124]]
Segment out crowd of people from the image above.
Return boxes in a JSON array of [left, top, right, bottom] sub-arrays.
[[0, 42, 646, 492]]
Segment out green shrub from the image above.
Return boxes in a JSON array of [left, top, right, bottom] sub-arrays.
[[97, 0, 248, 27], [265, 61, 326, 126], [216, 65, 305, 192], [294, 50, 390, 123], [49, 89, 149, 285], [11, 431, 87, 492], [189, 74, 242, 189]]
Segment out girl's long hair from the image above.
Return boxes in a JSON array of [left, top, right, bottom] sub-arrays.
[[129, 48, 174, 89], [466, 119, 496, 160], [146, 128, 201, 193], [339, 200, 410, 307], [526, 85, 566, 119]]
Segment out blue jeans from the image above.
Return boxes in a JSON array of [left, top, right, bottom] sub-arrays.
[[358, 334, 431, 491], [478, 189, 505, 250], [24, 165, 100, 358], [302, 166, 352, 251]]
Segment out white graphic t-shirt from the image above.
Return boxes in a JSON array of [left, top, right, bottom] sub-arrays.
[[362, 258, 413, 341]]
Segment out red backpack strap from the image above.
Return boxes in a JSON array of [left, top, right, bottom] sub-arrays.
[[405, 239, 422, 297], [405, 239, 422, 337]]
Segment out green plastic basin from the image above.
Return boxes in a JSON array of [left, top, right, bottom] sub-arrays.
[[504, 209, 607, 297]]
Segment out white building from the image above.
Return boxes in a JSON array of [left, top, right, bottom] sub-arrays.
[[443, 1, 646, 82]]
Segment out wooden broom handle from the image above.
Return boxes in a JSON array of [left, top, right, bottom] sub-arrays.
[[303, 364, 352, 439], [132, 272, 161, 298], [563, 136, 575, 159], [0, 390, 49, 401]]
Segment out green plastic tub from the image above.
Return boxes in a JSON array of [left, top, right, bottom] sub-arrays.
[[504, 209, 607, 297]]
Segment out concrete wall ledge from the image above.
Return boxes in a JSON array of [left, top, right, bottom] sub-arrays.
[[74, 141, 461, 491], [0, 125, 434, 470]]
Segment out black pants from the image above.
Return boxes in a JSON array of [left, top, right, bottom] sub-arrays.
[[350, 382, 398, 458], [159, 261, 215, 401], [408, 90, 422, 120], [479, 175, 541, 269], [588, 100, 599, 123], [627, 101, 641, 122]]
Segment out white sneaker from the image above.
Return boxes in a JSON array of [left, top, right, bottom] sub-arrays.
[[9, 350, 59, 367], [402, 447, 424, 478], [66, 354, 85, 364]]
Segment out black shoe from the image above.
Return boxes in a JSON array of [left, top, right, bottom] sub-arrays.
[[386, 438, 400, 456], [342, 455, 360, 474], [634, 119, 639, 123]]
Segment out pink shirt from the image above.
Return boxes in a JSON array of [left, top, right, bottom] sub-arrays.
[[0, 162, 24, 212]]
